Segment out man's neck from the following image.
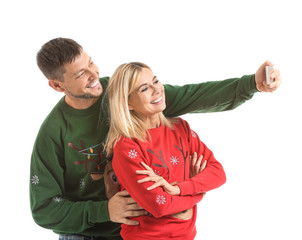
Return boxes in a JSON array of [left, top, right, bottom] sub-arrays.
[[64, 96, 99, 109]]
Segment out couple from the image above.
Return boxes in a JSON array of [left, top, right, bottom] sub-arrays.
[[30, 38, 281, 240]]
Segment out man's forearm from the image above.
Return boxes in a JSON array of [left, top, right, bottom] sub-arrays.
[[164, 74, 257, 117]]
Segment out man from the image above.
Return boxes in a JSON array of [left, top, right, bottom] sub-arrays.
[[30, 38, 281, 240]]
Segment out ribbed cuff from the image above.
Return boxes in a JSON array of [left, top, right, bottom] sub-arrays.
[[89, 200, 110, 223], [177, 180, 196, 196], [242, 74, 258, 94]]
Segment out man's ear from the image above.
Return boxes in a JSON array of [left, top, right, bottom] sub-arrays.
[[48, 79, 65, 93]]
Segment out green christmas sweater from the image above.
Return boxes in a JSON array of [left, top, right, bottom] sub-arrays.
[[30, 75, 257, 238]]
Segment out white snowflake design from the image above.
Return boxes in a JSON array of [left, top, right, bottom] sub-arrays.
[[154, 169, 160, 176], [53, 196, 63, 203], [191, 130, 197, 138], [128, 149, 138, 159], [31, 175, 39, 185], [156, 195, 167, 205], [80, 179, 85, 189], [170, 156, 180, 165]]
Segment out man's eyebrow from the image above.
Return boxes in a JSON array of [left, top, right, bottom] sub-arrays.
[[73, 57, 92, 77], [137, 76, 157, 91]]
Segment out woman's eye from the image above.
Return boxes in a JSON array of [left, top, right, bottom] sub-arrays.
[[154, 80, 159, 84], [141, 87, 148, 92]]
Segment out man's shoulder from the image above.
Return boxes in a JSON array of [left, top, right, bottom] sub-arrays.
[[99, 76, 110, 88], [38, 97, 67, 134]]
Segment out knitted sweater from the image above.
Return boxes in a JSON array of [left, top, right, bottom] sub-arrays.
[[30, 75, 256, 237], [112, 118, 226, 240]]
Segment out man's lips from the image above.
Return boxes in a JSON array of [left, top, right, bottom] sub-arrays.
[[87, 80, 99, 88]]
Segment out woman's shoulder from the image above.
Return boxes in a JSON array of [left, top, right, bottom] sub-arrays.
[[114, 136, 140, 150], [171, 117, 190, 129]]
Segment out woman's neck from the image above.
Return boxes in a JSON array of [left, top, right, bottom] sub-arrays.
[[140, 114, 161, 129]]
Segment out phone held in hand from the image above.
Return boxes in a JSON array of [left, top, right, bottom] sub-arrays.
[[265, 66, 274, 85]]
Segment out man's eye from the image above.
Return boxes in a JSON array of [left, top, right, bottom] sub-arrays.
[[76, 72, 85, 79]]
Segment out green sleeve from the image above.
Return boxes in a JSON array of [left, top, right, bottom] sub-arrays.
[[163, 74, 258, 117], [30, 126, 110, 234]]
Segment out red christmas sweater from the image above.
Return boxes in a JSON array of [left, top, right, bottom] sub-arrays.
[[112, 118, 226, 240]]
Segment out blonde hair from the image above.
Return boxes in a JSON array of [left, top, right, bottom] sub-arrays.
[[105, 62, 172, 156]]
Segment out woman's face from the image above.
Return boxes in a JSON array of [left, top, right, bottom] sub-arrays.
[[128, 67, 166, 124]]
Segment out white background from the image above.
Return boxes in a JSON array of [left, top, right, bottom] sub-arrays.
[[1, 0, 301, 239]]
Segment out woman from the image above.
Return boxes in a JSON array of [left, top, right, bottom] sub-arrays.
[[105, 62, 226, 240]]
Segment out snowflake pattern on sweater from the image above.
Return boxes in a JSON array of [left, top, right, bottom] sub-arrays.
[[156, 195, 167, 205], [112, 118, 226, 240], [31, 175, 39, 185], [128, 149, 138, 159], [170, 156, 179, 165]]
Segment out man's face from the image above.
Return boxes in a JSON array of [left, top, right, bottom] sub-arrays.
[[59, 50, 102, 108]]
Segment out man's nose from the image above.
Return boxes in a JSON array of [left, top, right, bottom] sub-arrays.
[[88, 68, 98, 79]]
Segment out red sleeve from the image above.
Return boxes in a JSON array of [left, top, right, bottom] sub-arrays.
[[112, 138, 204, 218], [176, 119, 227, 196]]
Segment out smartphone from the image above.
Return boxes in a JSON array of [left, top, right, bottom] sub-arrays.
[[265, 66, 274, 85]]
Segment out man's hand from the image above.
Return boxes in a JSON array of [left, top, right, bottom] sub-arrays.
[[255, 60, 282, 92], [108, 190, 147, 225]]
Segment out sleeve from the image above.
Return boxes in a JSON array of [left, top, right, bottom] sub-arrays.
[[30, 127, 111, 234], [176, 119, 227, 196], [163, 74, 257, 117], [112, 139, 204, 219]]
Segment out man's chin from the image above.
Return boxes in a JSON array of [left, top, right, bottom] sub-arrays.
[[78, 88, 103, 99], [72, 93, 101, 100]]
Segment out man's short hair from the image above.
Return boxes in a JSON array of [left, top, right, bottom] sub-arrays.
[[36, 38, 82, 81]]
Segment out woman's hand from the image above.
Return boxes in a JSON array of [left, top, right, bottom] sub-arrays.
[[136, 162, 181, 196], [190, 152, 207, 178], [136, 154, 206, 195]]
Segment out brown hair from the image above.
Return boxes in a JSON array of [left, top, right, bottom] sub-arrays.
[[36, 38, 82, 81]]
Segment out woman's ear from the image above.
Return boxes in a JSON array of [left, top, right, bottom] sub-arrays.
[[128, 96, 134, 110], [128, 103, 134, 111], [48, 79, 65, 92]]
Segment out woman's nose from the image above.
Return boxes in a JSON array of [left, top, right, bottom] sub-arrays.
[[153, 85, 161, 94], [152, 88, 159, 95]]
